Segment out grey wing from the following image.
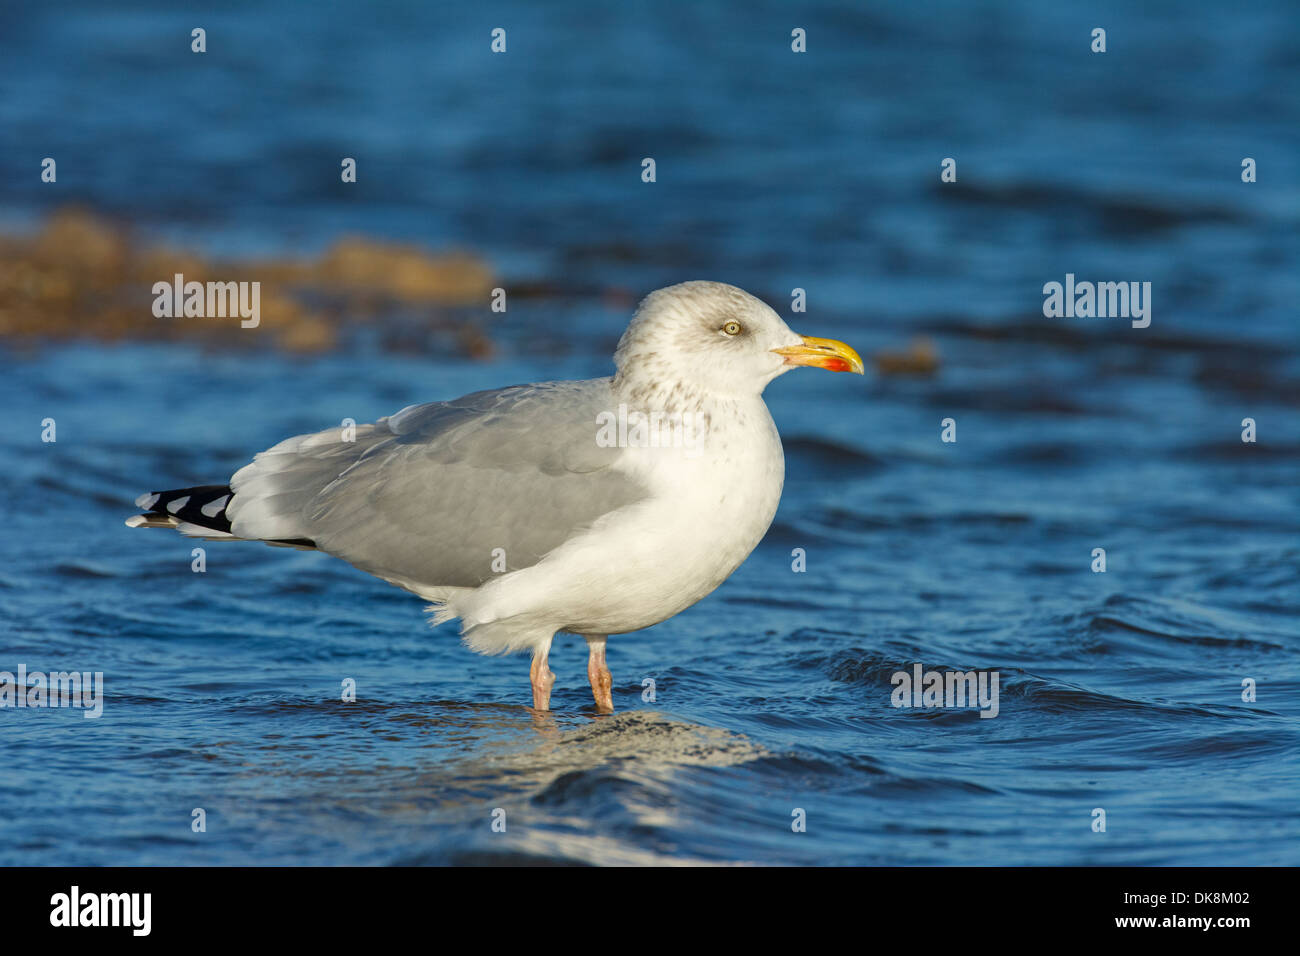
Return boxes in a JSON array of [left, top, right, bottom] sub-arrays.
[[227, 379, 646, 590]]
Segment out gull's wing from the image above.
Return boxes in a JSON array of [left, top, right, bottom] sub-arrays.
[[227, 378, 646, 590]]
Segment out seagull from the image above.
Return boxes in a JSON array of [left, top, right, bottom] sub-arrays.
[[126, 281, 863, 712]]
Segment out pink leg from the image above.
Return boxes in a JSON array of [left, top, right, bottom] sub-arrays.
[[585, 635, 613, 713], [530, 642, 555, 711]]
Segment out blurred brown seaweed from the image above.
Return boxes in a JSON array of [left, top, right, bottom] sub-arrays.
[[0, 207, 497, 355]]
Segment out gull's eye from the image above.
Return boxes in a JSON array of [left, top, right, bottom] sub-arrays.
[[722, 320, 742, 336]]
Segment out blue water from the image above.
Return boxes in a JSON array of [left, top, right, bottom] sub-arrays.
[[1, 0, 1298, 865]]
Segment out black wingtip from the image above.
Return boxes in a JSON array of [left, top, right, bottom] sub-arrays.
[[135, 484, 234, 534]]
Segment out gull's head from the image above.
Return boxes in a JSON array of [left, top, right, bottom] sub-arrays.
[[614, 281, 863, 399]]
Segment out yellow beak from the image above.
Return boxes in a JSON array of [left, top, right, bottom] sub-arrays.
[[771, 335, 865, 375]]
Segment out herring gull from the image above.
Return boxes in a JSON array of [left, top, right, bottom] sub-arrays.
[[126, 281, 863, 711]]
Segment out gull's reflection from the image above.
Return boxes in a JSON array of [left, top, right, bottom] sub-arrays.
[[395, 703, 764, 795]]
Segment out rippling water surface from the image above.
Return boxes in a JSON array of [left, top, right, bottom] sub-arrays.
[[1, 0, 1298, 865]]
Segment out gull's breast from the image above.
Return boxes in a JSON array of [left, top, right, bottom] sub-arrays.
[[553, 400, 787, 633]]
